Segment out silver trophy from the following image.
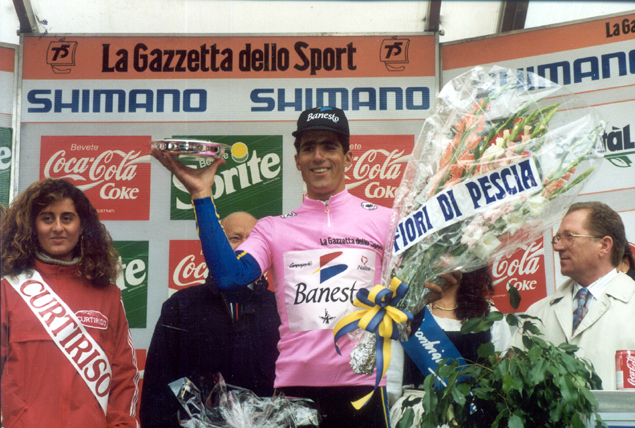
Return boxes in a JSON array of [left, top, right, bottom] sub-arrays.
[[151, 139, 232, 159]]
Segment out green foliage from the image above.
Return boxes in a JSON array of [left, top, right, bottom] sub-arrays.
[[418, 309, 606, 428]]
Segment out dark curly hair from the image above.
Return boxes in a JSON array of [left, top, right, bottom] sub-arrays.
[[0, 178, 120, 287], [455, 266, 495, 323]]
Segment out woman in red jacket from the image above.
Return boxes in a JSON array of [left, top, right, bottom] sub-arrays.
[[1, 178, 140, 428]]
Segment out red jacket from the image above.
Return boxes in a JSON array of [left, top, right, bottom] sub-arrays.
[[1, 259, 140, 428]]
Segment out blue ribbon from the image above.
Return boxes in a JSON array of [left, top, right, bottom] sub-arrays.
[[401, 306, 466, 390]]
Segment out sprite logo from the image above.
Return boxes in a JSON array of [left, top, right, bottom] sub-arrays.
[[170, 135, 283, 220], [114, 241, 148, 328]]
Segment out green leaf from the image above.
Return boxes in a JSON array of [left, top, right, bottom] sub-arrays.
[[422, 385, 438, 413], [395, 408, 415, 428], [522, 335, 535, 349], [505, 313, 519, 327], [517, 313, 543, 323], [421, 419, 437, 428], [512, 375, 524, 392], [477, 342, 495, 359], [461, 317, 484, 333], [423, 373, 436, 392], [572, 411, 583, 428], [527, 345, 543, 360], [558, 375, 579, 403], [581, 387, 598, 407], [529, 358, 548, 385], [487, 311, 504, 322], [523, 320, 543, 336], [502, 374, 514, 394], [508, 414, 524, 428], [462, 316, 493, 334], [508, 286, 521, 310], [495, 358, 510, 379], [451, 386, 466, 406], [558, 343, 579, 353]]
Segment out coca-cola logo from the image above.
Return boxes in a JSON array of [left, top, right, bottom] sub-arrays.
[[345, 135, 413, 208], [169, 240, 208, 293], [492, 241, 543, 291], [172, 254, 208, 287], [348, 148, 407, 198], [490, 239, 547, 313], [40, 136, 151, 220], [44, 149, 145, 192], [627, 356, 635, 387]]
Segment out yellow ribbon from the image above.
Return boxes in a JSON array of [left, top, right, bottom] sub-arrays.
[[333, 277, 412, 409]]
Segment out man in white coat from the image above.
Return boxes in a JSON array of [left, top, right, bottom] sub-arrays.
[[511, 201, 635, 390]]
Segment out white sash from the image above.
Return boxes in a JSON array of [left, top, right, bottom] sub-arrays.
[[4, 271, 112, 414]]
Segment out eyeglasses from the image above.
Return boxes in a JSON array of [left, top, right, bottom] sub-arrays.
[[551, 232, 602, 249]]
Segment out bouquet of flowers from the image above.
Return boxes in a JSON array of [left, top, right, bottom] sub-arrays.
[[336, 66, 605, 386], [382, 65, 605, 317]]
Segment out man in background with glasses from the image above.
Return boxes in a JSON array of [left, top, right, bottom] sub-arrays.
[[511, 201, 635, 390]]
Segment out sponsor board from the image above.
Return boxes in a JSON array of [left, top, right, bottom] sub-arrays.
[[24, 35, 435, 80], [39, 136, 152, 220], [114, 241, 149, 328], [1, 45, 15, 204], [490, 238, 547, 313], [602, 122, 635, 169], [169, 135, 283, 220], [21, 35, 436, 123], [168, 240, 208, 295], [0, 45, 15, 128], [345, 135, 414, 208], [0, 128, 11, 206]]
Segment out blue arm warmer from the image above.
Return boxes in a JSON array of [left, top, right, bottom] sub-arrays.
[[193, 197, 262, 291]]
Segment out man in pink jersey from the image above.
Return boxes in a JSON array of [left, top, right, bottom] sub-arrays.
[[152, 107, 404, 427]]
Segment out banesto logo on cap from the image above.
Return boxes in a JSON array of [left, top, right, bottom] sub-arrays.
[[293, 106, 350, 138], [306, 112, 340, 123]]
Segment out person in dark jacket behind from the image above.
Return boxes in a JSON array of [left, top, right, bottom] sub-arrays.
[[618, 241, 635, 281], [139, 212, 281, 428]]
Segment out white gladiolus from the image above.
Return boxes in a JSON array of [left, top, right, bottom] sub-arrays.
[[473, 233, 502, 260], [527, 194, 549, 217]]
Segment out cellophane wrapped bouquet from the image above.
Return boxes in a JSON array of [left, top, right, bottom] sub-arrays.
[[384, 65, 605, 319], [170, 376, 320, 428]]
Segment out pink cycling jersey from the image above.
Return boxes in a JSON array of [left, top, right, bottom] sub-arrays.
[[239, 190, 394, 388]]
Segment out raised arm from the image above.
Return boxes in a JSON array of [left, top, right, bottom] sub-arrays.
[[193, 197, 262, 290], [151, 149, 261, 290], [150, 148, 223, 199]]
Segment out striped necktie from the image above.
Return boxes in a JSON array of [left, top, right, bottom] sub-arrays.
[[572, 287, 589, 332]]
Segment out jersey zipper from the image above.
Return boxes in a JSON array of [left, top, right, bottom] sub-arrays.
[[324, 199, 331, 227]]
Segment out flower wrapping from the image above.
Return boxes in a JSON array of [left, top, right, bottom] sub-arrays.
[[381, 65, 605, 320], [169, 375, 321, 428]]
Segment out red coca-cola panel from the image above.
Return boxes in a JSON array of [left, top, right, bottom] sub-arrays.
[[39, 136, 151, 220], [168, 240, 273, 294], [490, 238, 547, 313], [169, 240, 208, 293], [346, 135, 414, 209]]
